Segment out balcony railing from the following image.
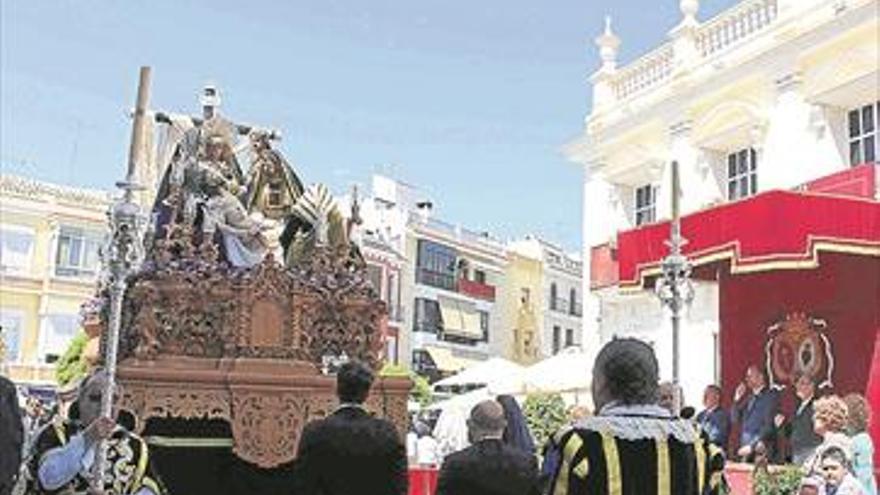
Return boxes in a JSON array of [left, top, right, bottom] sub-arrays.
[[695, 0, 778, 57], [613, 45, 675, 100], [458, 278, 496, 302], [608, 0, 779, 101], [416, 268, 457, 292], [409, 212, 506, 252], [549, 297, 583, 317]]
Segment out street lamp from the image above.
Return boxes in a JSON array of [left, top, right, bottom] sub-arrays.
[[92, 66, 151, 491], [655, 161, 694, 385]]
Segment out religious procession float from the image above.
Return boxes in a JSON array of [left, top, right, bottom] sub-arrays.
[[83, 67, 409, 494]]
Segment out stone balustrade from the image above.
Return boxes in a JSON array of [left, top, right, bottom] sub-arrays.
[[612, 45, 675, 100], [696, 0, 778, 57], [604, 0, 780, 103]]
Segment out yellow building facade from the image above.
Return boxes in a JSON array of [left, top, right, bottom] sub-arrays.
[[0, 174, 111, 384], [500, 251, 543, 365]]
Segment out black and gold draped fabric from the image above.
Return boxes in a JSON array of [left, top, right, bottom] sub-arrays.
[[27, 420, 164, 495], [545, 410, 727, 495]]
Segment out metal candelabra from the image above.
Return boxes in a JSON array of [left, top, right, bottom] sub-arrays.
[[655, 161, 694, 385], [92, 66, 150, 492]]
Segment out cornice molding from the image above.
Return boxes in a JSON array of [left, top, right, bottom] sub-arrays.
[[0, 174, 113, 210]]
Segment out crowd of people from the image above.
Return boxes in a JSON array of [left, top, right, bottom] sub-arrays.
[[0, 339, 876, 495], [690, 363, 876, 494]]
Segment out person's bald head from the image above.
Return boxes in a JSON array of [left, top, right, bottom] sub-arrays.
[[467, 400, 507, 442]]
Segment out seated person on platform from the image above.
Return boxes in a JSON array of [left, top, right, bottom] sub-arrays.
[[814, 446, 868, 495], [293, 360, 407, 495], [543, 338, 726, 495], [731, 365, 779, 461], [843, 393, 877, 495], [802, 396, 854, 480], [697, 384, 730, 449], [27, 369, 163, 495], [774, 373, 823, 465], [658, 381, 679, 416], [436, 400, 541, 495]]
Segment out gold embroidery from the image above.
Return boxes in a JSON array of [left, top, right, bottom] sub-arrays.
[[600, 432, 622, 495], [656, 437, 671, 495]]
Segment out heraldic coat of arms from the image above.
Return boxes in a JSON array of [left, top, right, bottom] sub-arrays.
[[764, 312, 834, 390]]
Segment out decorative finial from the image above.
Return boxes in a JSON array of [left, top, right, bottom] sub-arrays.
[[680, 0, 700, 23], [595, 15, 621, 71]]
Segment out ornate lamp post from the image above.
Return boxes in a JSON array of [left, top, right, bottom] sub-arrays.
[[655, 161, 694, 384], [93, 66, 151, 490]]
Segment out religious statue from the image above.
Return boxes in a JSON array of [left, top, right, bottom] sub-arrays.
[[151, 113, 268, 268], [146, 83, 367, 270], [201, 165, 270, 268], [280, 184, 364, 268], [244, 130, 304, 221]]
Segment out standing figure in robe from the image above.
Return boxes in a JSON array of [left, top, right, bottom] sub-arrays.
[[244, 130, 304, 221]]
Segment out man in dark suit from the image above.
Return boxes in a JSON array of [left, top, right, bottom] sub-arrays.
[[731, 365, 779, 461], [436, 399, 540, 495], [0, 375, 23, 495], [774, 373, 823, 465], [696, 384, 730, 448], [293, 360, 407, 495]]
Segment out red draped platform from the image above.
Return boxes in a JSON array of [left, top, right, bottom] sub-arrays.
[[614, 166, 880, 470]]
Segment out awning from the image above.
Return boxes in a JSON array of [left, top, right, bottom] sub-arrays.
[[523, 348, 592, 394], [438, 296, 483, 339], [617, 188, 880, 289], [433, 357, 525, 391], [423, 345, 482, 373]]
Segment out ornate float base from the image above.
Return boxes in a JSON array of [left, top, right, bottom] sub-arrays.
[[118, 356, 409, 467]]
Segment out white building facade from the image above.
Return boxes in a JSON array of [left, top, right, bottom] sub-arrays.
[[567, 0, 879, 405], [355, 175, 511, 380]]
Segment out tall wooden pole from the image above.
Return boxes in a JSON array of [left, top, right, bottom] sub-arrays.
[[125, 67, 152, 183]]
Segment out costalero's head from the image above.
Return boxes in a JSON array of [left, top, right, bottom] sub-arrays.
[[336, 359, 374, 405]]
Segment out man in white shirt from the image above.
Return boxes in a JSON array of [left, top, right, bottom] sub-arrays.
[[27, 370, 162, 495]]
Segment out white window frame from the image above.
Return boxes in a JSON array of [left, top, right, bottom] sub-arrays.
[[39, 313, 80, 363], [54, 225, 104, 278], [1, 309, 25, 363], [634, 184, 658, 226], [727, 148, 758, 201], [0, 224, 36, 274], [848, 102, 878, 167]]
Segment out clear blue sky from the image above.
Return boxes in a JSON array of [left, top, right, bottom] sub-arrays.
[[1, 0, 737, 251]]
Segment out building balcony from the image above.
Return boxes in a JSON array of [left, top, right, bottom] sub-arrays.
[[416, 268, 457, 292], [604, 0, 782, 106], [409, 212, 506, 252], [457, 278, 496, 302], [549, 297, 583, 317]]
